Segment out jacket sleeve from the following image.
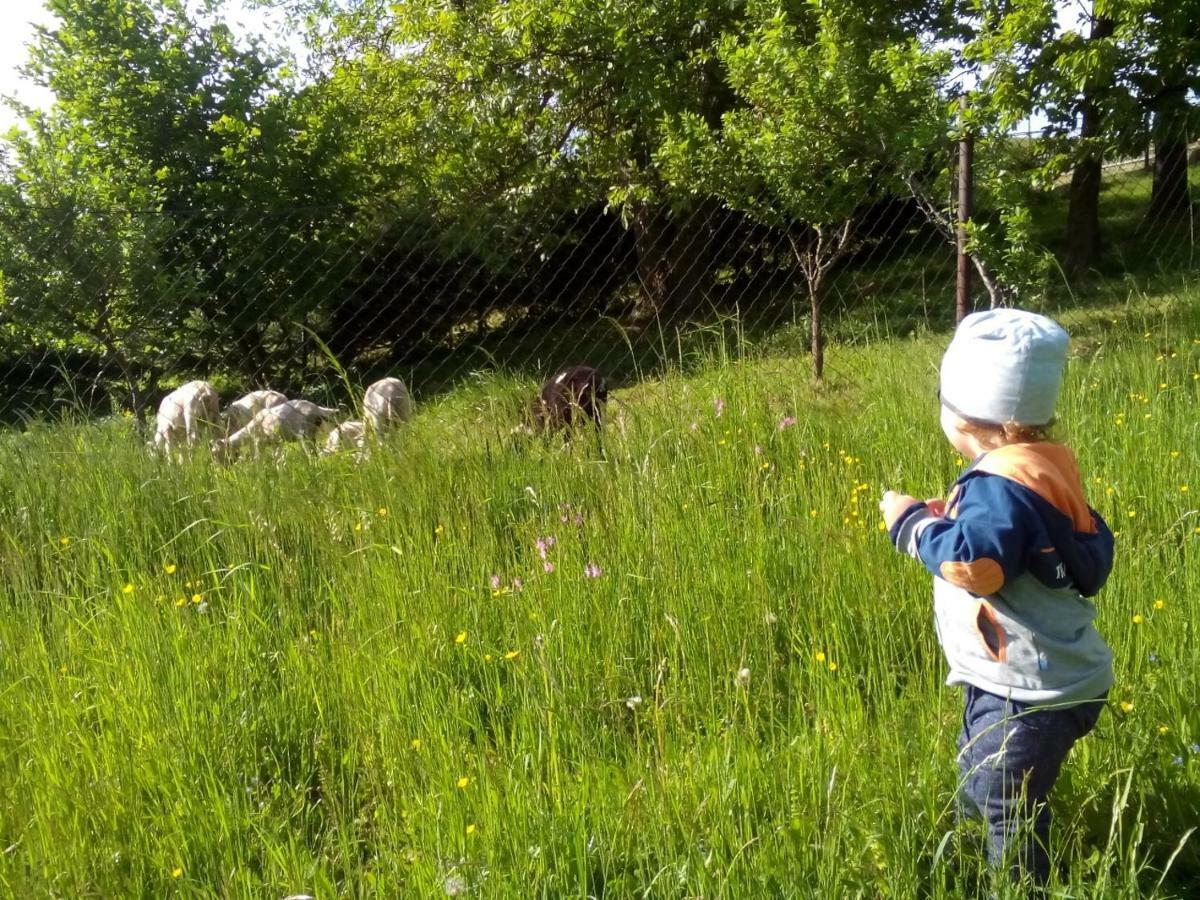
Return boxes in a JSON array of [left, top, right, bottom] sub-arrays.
[[888, 476, 1032, 596]]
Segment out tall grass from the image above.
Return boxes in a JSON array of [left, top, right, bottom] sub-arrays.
[[0, 293, 1197, 898]]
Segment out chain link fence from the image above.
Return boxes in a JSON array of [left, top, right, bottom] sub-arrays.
[[0, 137, 1195, 429]]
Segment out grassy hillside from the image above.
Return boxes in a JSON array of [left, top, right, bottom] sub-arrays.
[[0, 290, 1197, 897]]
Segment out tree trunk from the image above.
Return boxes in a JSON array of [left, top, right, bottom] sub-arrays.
[[1148, 98, 1192, 221], [630, 203, 674, 320], [810, 278, 824, 380], [1064, 14, 1115, 276], [629, 201, 712, 323]]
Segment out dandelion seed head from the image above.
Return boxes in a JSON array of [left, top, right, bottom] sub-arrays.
[[625, 695, 643, 710], [735, 667, 751, 688]]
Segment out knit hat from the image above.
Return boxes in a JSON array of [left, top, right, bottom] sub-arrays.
[[939, 309, 1068, 427]]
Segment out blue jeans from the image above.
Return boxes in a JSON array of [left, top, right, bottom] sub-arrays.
[[957, 685, 1105, 885]]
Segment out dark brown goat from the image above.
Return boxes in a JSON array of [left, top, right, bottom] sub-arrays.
[[530, 366, 609, 433]]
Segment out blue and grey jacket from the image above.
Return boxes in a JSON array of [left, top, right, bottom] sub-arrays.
[[889, 443, 1114, 705]]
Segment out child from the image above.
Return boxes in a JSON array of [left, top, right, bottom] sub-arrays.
[[879, 309, 1114, 886]]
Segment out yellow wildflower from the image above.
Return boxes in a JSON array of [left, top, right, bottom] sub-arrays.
[[815, 650, 826, 663], [456, 776, 469, 789], [466, 824, 477, 835], [1119, 701, 1134, 714], [353, 522, 364, 533], [1159, 725, 1170, 736], [435, 524, 445, 536], [1127, 510, 1137, 518], [59, 536, 70, 547], [411, 738, 421, 750], [376, 507, 388, 517], [174, 598, 186, 607], [1180, 485, 1189, 493], [171, 867, 183, 879], [164, 563, 177, 575], [1131, 614, 1144, 625], [1154, 599, 1165, 610], [504, 650, 520, 660], [122, 583, 135, 595], [828, 661, 838, 672], [455, 631, 467, 645], [191, 594, 203, 604]]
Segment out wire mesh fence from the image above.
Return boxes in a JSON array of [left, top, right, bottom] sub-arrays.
[[0, 136, 1195, 433]]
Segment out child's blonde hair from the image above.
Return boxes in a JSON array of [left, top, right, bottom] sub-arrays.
[[957, 418, 1053, 450]]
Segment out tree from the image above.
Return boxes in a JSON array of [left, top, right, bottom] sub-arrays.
[[1131, 0, 1200, 221], [0, 0, 350, 411], [660, 2, 949, 377], [275, 0, 756, 320]]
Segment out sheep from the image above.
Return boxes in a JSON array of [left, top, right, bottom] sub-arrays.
[[321, 420, 365, 457], [221, 389, 287, 434], [149, 380, 220, 458], [363, 376, 414, 441], [211, 399, 338, 461], [526, 365, 608, 434]]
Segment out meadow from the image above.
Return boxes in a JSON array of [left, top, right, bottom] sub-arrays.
[[0, 293, 1197, 898]]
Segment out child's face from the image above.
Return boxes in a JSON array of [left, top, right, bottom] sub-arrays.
[[940, 404, 980, 459]]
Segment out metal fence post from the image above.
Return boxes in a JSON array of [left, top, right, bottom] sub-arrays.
[[956, 94, 974, 322]]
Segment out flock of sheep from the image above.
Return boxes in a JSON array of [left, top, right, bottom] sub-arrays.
[[148, 366, 609, 461]]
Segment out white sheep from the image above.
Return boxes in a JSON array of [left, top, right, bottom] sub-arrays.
[[212, 399, 338, 460], [222, 389, 287, 434], [363, 376, 414, 441], [321, 420, 365, 457], [150, 380, 220, 458]]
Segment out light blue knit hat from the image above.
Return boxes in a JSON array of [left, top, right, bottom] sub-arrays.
[[939, 309, 1068, 427]]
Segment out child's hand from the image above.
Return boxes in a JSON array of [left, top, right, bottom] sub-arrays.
[[925, 498, 947, 517], [879, 490, 919, 529]]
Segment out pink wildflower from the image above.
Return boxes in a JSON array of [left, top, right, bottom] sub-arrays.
[[543, 561, 555, 574], [714, 398, 725, 417], [584, 563, 603, 579], [779, 416, 797, 430], [489, 574, 501, 590]]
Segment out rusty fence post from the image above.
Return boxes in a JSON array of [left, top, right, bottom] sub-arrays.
[[956, 94, 974, 322]]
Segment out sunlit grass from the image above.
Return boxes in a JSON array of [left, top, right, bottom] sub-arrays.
[[0, 291, 1197, 897]]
